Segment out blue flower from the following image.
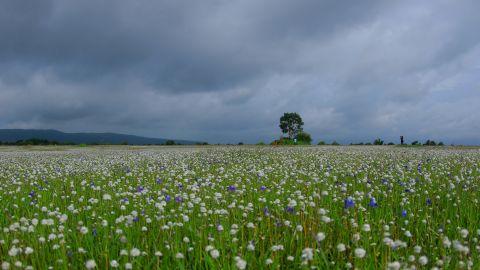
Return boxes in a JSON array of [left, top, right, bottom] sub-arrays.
[[344, 197, 355, 209], [426, 198, 432, 205], [260, 186, 267, 191], [369, 197, 378, 207], [401, 210, 407, 217], [228, 185, 236, 192], [165, 195, 171, 202]]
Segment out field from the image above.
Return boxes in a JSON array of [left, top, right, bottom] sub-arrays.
[[0, 146, 479, 269]]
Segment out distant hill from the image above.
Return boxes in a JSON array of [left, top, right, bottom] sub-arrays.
[[0, 129, 200, 145]]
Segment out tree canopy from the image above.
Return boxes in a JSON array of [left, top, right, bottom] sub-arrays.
[[279, 112, 304, 139]]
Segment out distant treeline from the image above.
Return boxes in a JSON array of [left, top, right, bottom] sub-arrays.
[[0, 138, 209, 146]]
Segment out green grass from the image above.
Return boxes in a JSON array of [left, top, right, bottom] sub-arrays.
[[0, 146, 479, 269]]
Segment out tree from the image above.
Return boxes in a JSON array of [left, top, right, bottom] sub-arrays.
[[279, 112, 304, 139], [295, 131, 312, 145], [411, 140, 419, 146], [317, 141, 326, 145], [424, 140, 436, 146], [165, 140, 176, 145], [331, 141, 340, 146], [373, 138, 384, 145]]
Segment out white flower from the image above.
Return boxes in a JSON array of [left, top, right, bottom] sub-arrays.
[[125, 263, 132, 270], [130, 248, 141, 257], [337, 243, 346, 252], [247, 243, 255, 251], [8, 247, 19, 257], [210, 249, 220, 259], [265, 258, 273, 265], [295, 225, 303, 232], [155, 251, 163, 257], [315, 232, 326, 242], [414, 245, 422, 254], [85, 259, 96, 269], [362, 224, 371, 232], [24, 247, 34, 255], [102, 194, 112, 200], [1, 262, 10, 270], [460, 229, 469, 238], [301, 248, 314, 261], [110, 260, 119, 268], [418, 256, 428, 265], [235, 257, 247, 270], [176, 253, 184, 259], [80, 226, 88, 235], [354, 248, 366, 258], [287, 256, 294, 261], [443, 237, 451, 248], [387, 261, 401, 270]]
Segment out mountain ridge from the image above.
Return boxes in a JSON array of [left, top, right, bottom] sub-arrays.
[[0, 129, 200, 145]]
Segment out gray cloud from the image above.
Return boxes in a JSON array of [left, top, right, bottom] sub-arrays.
[[0, 0, 479, 144]]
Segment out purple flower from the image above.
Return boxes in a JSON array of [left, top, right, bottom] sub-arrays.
[[137, 186, 144, 193], [175, 196, 183, 203], [260, 186, 267, 191], [228, 185, 236, 192], [285, 206, 295, 213], [156, 178, 162, 184], [401, 210, 407, 217], [344, 197, 355, 209], [133, 216, 140, 222], [165, 195, 171, 202], [28, 191, 36, 198], [263, 207, 270, 216]]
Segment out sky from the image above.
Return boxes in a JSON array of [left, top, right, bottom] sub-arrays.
[[1, 0, 479, 144]]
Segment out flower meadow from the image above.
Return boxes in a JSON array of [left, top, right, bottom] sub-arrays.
[[0, 146, 479, 269]]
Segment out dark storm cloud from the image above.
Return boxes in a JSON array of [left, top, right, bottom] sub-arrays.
[[0, 0, 479, 144]]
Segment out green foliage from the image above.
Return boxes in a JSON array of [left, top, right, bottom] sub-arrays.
[[331, 140, 340, 145], [165, 140, 176, 145], [256, 141, 266, 145], [373, 138, 384, 145], [411, 140, 420, 145], [238, 142, 244, 145], [424, 140, 437, 146], [279, 112, 304, 139], [387, 142, 395, 145], [317, 141, 326, 145], [295, 131, 312, 145], [271, 137, 295, 145]]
